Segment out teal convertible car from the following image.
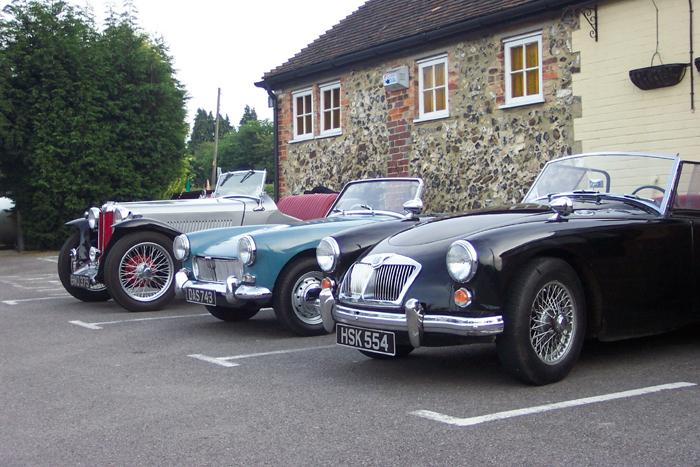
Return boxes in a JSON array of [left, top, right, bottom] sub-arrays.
[[173, 177, 424, 336]]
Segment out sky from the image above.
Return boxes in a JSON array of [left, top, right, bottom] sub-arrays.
[[71, 0, 367, 126]]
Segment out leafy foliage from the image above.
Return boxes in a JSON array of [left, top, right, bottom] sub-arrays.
[[0, 0, 187, 248]]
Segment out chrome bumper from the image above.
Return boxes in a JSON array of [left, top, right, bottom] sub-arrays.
[[319, 289, 503, 347], [174, 269, 272, 304]]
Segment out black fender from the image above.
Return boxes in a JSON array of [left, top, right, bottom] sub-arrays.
[[64, 218, 94, 263], [97, 218, 182, 277]]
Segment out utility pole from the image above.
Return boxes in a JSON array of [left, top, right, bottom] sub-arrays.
[[210, 87, 221, 187]]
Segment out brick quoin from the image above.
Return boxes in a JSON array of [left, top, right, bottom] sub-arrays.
[[385, 87, 411, 177]]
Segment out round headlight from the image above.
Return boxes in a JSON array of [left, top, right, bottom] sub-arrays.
[[87, 207, 100, 230], [316, 236, 340, 272], [238, 235, 256, 266], [173, 234, 190, 261], [446, 240, 478, 282], [113, 206, 130, 223]]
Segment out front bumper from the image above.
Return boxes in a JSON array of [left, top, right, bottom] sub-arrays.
[[319, 289, 503, 347], [174, 269, 272, 305]]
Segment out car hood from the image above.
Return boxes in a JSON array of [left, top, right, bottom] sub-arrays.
[[115, 196, 249, 215]]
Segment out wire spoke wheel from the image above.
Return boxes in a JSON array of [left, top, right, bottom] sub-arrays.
[[529, 280, 575, 364], [118, 241, 173, 302]]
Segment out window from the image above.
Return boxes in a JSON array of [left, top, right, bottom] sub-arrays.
[[292, 89, 313, 140], [417, 55, 448, 121], [503, 32, 543, 107], [320, 82, 341, 136]]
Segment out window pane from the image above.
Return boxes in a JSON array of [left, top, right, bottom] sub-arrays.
[[434, 63, 445, 86], [423, 90, 433, 113], [423, 65, 433, 89], [435, 87, 446, 111], [305, 115, 312, 133], [333, 109, 340, 128], [511, 72, 524, 97], [296, 96, 303, 114], [526, 69, 539, 95], [510, 45, 523, 71], [296, 116, 304, 135], [324, 111, 331, 130], [323, 90, 331, 110], [333, 87, 340, 106], [304, 95, 311, 112], [525, 42, 539, 68]]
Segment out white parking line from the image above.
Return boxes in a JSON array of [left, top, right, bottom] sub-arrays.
[[38, 256, 58, 263], [189, 344, 337, 368], [70, 313, 211, 330], [2, 295, 71, 305], [411, 382, 697, 427]]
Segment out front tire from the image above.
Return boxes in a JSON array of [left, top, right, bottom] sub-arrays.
[[104, 231, 178, 312], [205, 305, 260, 322], [57, 231, 110, 302], [496, 257, 586, 385], [273, 256, 326, 336]]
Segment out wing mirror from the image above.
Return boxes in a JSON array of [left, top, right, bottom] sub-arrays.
[[403, 199, 423, 219], [548, 196, 573, 221]]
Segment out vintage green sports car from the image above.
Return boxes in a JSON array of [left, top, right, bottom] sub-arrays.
[[173, 177, 424, 336]]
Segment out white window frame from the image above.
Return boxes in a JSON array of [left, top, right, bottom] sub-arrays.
[[502, 31, 544, 108], [319, 81, 342, 137], [416, 54, 449, 122], [292, 88, 314, 141]]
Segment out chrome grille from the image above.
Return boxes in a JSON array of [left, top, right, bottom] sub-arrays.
[[339, 254, 420, 306], [192, 256, 242, 283]]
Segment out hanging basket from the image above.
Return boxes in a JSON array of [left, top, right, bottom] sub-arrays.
[[629, 63, 689, 90]]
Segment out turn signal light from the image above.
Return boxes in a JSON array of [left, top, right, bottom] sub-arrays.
[[321, 277, 334, 290], [454, 287, 472, 308]]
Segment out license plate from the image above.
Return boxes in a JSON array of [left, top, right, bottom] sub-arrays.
[[336, 324, 396, 356], [185, 287, 215, 305], [69, 274, 91, 289]]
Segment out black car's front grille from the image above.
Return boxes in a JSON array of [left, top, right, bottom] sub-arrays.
[[340, 255, 420, 305]]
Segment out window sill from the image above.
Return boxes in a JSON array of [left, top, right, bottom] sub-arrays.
[[289, 135, 314, 144], [413, 113, 450, 124], [317, 130, 342, 139], [498, 97, 545, 110]]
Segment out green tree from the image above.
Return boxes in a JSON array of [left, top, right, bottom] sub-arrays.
[[239, 105, 258, 125], [0, 0, 187, 248]]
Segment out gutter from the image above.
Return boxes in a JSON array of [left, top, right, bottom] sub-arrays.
[[256, 0, 591, 88], [255, 82, 280, 202]]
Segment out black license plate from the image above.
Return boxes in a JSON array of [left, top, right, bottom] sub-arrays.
[[185, 287, 216, 305], [336, 324, 396, 356], [69, 274, 91, 289]]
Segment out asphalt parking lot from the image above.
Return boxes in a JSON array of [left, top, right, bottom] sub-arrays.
[[0, 250, 698, 465]]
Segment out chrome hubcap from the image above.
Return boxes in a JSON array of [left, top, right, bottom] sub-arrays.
[[529, 281, 575, 364], [291, 272, 323, 325], [119, 242, 173, 302]]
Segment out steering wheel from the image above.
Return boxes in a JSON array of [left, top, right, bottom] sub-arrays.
[[631, 185, 665, 196]]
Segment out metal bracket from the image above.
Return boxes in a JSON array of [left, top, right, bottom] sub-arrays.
[[581, 4, 599, 42]]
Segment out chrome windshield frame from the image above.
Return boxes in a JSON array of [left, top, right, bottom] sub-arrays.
[[327, 177, 424, 218]]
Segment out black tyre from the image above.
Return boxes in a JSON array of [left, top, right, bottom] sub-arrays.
[[273, 256, 326, 336], [205, 305, 260, 322], [103, 231, 178, 312], [496, 257, 586, 385], [57, 231, 110, 302], [359, 345, 414, 360]]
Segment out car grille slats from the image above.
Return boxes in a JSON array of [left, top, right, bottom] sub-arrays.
[[167, 219, 242, 234], [193, 257, 242, 283], [339, 254, 420, 306]]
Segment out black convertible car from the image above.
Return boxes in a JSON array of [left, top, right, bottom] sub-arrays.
[[318, 152, 700, 385]]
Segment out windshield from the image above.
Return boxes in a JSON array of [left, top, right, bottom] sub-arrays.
[[331, 179, 421, 214], [523, 154, 676, 207], [214, 170, 265, 198]]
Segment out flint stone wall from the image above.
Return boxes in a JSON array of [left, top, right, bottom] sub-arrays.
[[276, 13, 581, 213]]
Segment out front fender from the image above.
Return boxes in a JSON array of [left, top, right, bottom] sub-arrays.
[[65, 218, 94, 263], [110, 217, 181, 245]]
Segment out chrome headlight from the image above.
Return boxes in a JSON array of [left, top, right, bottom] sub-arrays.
[[113, 206, 131, 223], [316, 236, 340, 272], [446, 240, 478, 282], [87, 207, 100, 230], [173, 234, 190, 261], [238, 235, 256, 266]]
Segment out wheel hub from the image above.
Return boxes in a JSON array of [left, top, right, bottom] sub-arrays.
[[135, 263, 154, 281], [292, 276, 322, 323]]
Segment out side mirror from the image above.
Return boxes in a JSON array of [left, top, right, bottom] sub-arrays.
[[403, 199, 423, 218], [548, 196, 573, 221]]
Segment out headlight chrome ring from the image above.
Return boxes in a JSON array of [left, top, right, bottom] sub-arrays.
[[446, 240, 478, 283], [316, 236, 340, 272], [87, 207, 100, 230], [238, 235, 256, 266], [173, 234, 190, 261]]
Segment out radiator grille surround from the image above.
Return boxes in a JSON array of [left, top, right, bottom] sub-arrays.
[[192, 256, 243, 283], [339, 254, 421, 307]]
